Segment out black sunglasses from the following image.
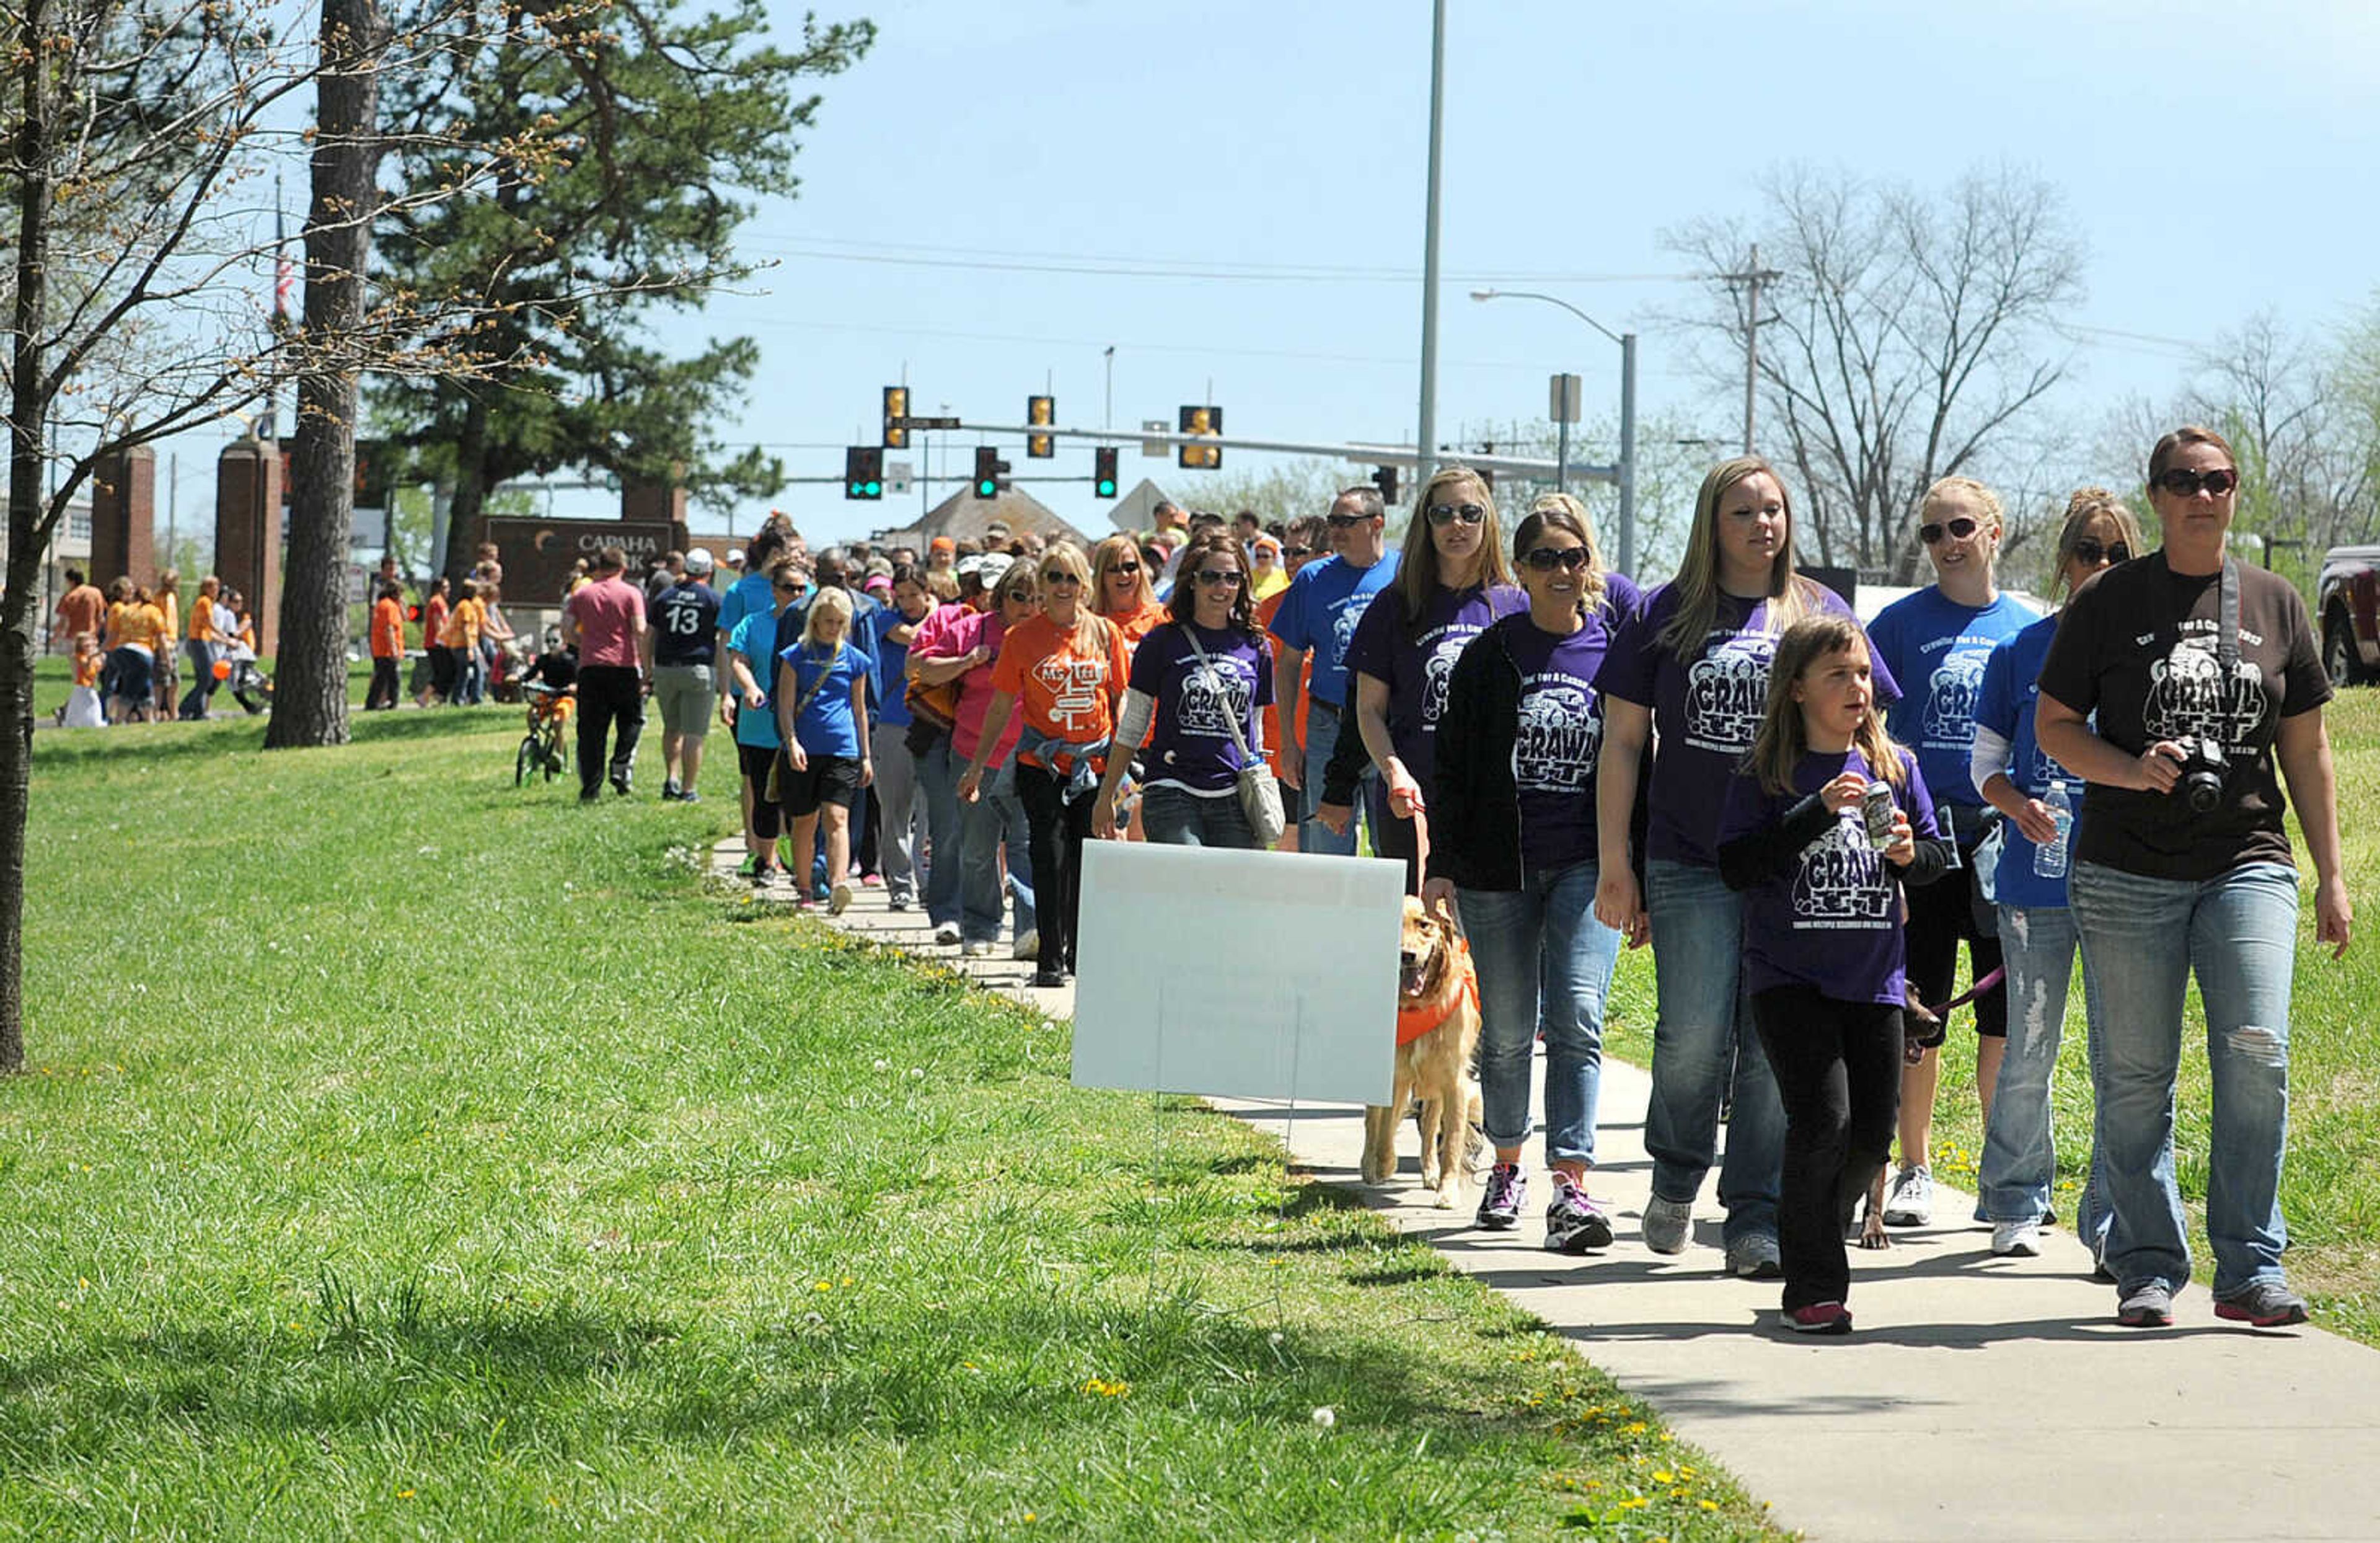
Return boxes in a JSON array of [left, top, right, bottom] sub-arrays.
[[1041, 568, 1081, 584], [1325, 513, 1371, 528], [1919, 515, 1981, 545], [2154, 466, 2240, 497], [1193, 568, 1244, 587], [1108, 561, 1140, 575], [1284, 545, 1313, 559], [1426, 502, 1486, 527], [2072, 538, 2131, 567], [1521, 546, 1590, 572], [1002, 588, 1034, 603]]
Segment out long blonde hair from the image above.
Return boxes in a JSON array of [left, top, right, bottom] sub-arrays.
[[2052, 487, 2147, 601], [1657, 456, 1824, 657], [800, 585, 854, 651], [1748, 614, 1906, 797], [1090, 533, 1156, 617], [1391, 465, 1514, 638]]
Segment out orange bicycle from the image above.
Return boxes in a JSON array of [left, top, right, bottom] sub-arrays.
[[514, 683, 574, 785]]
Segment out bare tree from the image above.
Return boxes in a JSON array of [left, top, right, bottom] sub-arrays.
[[1666, 164, 2087, 578], [2188, 312, 2378, 572]]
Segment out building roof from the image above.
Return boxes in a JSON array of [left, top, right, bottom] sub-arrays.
[[873, 486, 1093, 552]]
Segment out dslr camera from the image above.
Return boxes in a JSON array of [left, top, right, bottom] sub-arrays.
[[2170, 735, 2229, 814]]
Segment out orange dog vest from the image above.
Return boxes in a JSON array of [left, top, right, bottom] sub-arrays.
[[1396, 939, 1479, 1048]]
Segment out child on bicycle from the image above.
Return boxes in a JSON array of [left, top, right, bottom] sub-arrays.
[[521, 627, 579, 717]]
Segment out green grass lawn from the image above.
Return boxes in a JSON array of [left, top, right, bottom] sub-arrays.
[[7, 713, 1777, 1539], [29, 652, 380, 721], [1608, 687, 2380, 1338]]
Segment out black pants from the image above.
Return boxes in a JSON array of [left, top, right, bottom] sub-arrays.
[[365, 657, 400, 711], [1015, 760, 1093, 973], [1905, 832, 2004, 1038], [1751, 984, 1904, 1311], [576, 665, 645, 797], [739, 742, 782, 839]]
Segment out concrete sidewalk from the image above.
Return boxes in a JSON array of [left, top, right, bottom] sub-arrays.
[[726, 839, 2380, 1542]]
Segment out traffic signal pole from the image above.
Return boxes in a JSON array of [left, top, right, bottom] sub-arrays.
[[1413, 0, 1448, 507], [953, 422, 1618, 487]]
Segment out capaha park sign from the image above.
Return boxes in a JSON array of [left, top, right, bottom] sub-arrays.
[[480, 516, 687, 599]]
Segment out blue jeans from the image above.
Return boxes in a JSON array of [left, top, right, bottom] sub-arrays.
[[2069, 860, 2299, 1296], [1140, 784, 1256, 848], [1297, 702, 1372, 856], [959, 756, 1036, 945], [1644, 857, 1784, 1242], [914, 734, 964, 927], [1459, 860, 1622, 1167], [1979, 903, 2109, 1239]]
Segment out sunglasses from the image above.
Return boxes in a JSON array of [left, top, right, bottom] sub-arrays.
[[2071, 538, 2130, 566], [1919, 515, 1981, 545], [1325, 513, 1371, 528], [2154, 466, 2240, 497], [1002, 588, 1034, 603], [1426, 502, 1486, 526], [1520, 546, 1590, 572], [1193, 568, 1244, 587], [1284, 545, 1313, 559], [1041, 568, 1081, 585], [1107, 561, 1140, 575]]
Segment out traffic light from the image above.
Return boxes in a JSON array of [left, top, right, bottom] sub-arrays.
[[882, 386, 909, 449], [844, 445, 884, 500], [1026, 395, 1055, 458], [973, 446, 1008, 500], [1371, 464, 1398, 507], [1178, 404, 1222, 469], [1093, 446, 1119, 498]]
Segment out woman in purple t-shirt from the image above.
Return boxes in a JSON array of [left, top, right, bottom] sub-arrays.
[[1321, 464, 1522, 892], [1092, 531, 1274, 849], [1590, 456, 1890, 1278], [1716, 614, 1950, 1334]]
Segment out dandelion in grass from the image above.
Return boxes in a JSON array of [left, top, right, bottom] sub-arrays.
[[1310, 1406, 1334, 1428], [1700, 1498, 1720, 1511], [1621, 1420, 1649, 1435]]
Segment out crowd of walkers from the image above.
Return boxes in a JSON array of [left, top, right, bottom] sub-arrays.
[[717, 427, 2350, 1340], [51, 565, 269, 727]]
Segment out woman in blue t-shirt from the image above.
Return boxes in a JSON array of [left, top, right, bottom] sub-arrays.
[[1863, 476, 2034, 1231], [1091, 531, 1274, 849], [725, 559, 806, 886], [1319, 464, 1523, 891], [1591, 456, 1897, 1278], [1424, 495, 1641, 1246], [775, 586, 872, 916], [1717, 614, 1952, 1335], [1969, 488, 2145, 1262]]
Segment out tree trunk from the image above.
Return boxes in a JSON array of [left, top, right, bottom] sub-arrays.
[[268, 0, 387, 749], [0, 0, 50, 1072], [442, 392, 490, 584]]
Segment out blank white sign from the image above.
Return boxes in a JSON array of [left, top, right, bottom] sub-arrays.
[[1072, 841, 1403, 1105]]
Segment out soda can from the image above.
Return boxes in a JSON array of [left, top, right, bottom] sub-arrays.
[[1861, 779, 1898, 852]]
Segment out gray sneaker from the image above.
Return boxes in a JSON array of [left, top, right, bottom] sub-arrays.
[[2214, 1281, 2309, 1328], [1642, 1195, 1693, 1255], [2116, 1281, 2175, 1328], [1726, 1233, 1783, 1280]]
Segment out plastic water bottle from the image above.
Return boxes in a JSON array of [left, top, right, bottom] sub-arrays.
[[2034, 781, 2073, 879]]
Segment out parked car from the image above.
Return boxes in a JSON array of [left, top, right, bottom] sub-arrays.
[[2317, 544, 2380, 687]]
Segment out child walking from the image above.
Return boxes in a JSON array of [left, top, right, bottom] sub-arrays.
[[1716, 614, 1953, 1334]]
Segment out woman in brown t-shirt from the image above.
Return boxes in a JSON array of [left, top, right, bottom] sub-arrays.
[[2036, 423, 2351, 1331]]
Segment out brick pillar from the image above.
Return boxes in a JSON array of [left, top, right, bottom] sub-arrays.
[[216, 436, 283, 657], [89, 445, 157, 587], [622, 464, 690, 550]]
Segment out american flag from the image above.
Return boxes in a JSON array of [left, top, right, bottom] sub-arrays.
[[272, 194, 294, 321]]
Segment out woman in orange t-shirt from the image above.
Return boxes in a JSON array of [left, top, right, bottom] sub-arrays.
[[416, 578, 452, 705], [366, 583, 407, 710], [960, 541, 1127, 987], [175, 575, 223, 720], [104, 581, 167, 723]]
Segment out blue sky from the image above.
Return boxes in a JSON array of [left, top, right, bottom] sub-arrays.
[[174, 1, 2380, 555]]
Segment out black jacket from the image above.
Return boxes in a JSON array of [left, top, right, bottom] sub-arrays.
[[1422, 614, 1651, 893]]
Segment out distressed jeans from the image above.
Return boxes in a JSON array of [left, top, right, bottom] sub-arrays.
[[1459, 860, 1622, 1167], [959, 756, 1036, 946], [1644, 857, 1784, 1244], [2068, 860, 2299, 1297], [1978, 903, 2110, 1242]]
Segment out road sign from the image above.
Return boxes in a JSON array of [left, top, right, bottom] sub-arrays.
[[893, 415, 961, 431], [1549, 373, 1583, 424], [886, 459, 913, 497], [1142, 418, 1170, 458]]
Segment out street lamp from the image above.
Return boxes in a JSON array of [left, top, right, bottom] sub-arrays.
[[1470, 288, 1639, 578]]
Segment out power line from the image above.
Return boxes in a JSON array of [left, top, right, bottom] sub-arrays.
[[738, 236, 1697, 287]]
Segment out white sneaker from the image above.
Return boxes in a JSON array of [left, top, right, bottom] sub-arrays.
[[932, 922, 962, 947], [1883, 1164, 1933, 1227], [1991, 1219, 2042, 1258], [1011, 928, 1039, 961], [960, 940, 994, 958]]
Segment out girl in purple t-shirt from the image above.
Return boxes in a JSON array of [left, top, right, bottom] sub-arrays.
[[1324, 464, 1523, 891], [1716, 614, 1950, 1335]]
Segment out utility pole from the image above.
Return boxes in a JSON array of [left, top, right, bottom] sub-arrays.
[[1717, 242, 1782, 454], [1413, 0, 1447, 502]]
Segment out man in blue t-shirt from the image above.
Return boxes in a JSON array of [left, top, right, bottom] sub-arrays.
[[650, 547, 723, 802], [1267, 485, 1401, 856]]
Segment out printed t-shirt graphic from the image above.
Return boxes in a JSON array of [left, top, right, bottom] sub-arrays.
[[1975, 613, 2086, 909], [1866, 588, 2032, 807], [1596, 582, 1899, 867], [992, 612, 1130, 772], [2035, 557, 2329, 882], [1265, 550, 1401, 708], [1129, 622, 1274, 793], [1500, 576, 1637, 877], [1342, 581, 1526, 787]]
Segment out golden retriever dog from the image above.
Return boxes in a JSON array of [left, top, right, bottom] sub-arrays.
[[1361, 896, 1484, 1208]]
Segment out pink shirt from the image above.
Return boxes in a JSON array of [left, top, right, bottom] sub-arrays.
[[912, 604, 1023, 765], [565, 575, 646, 668]]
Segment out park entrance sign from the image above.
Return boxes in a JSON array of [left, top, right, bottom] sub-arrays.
[[480, 516, 687, 598]]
